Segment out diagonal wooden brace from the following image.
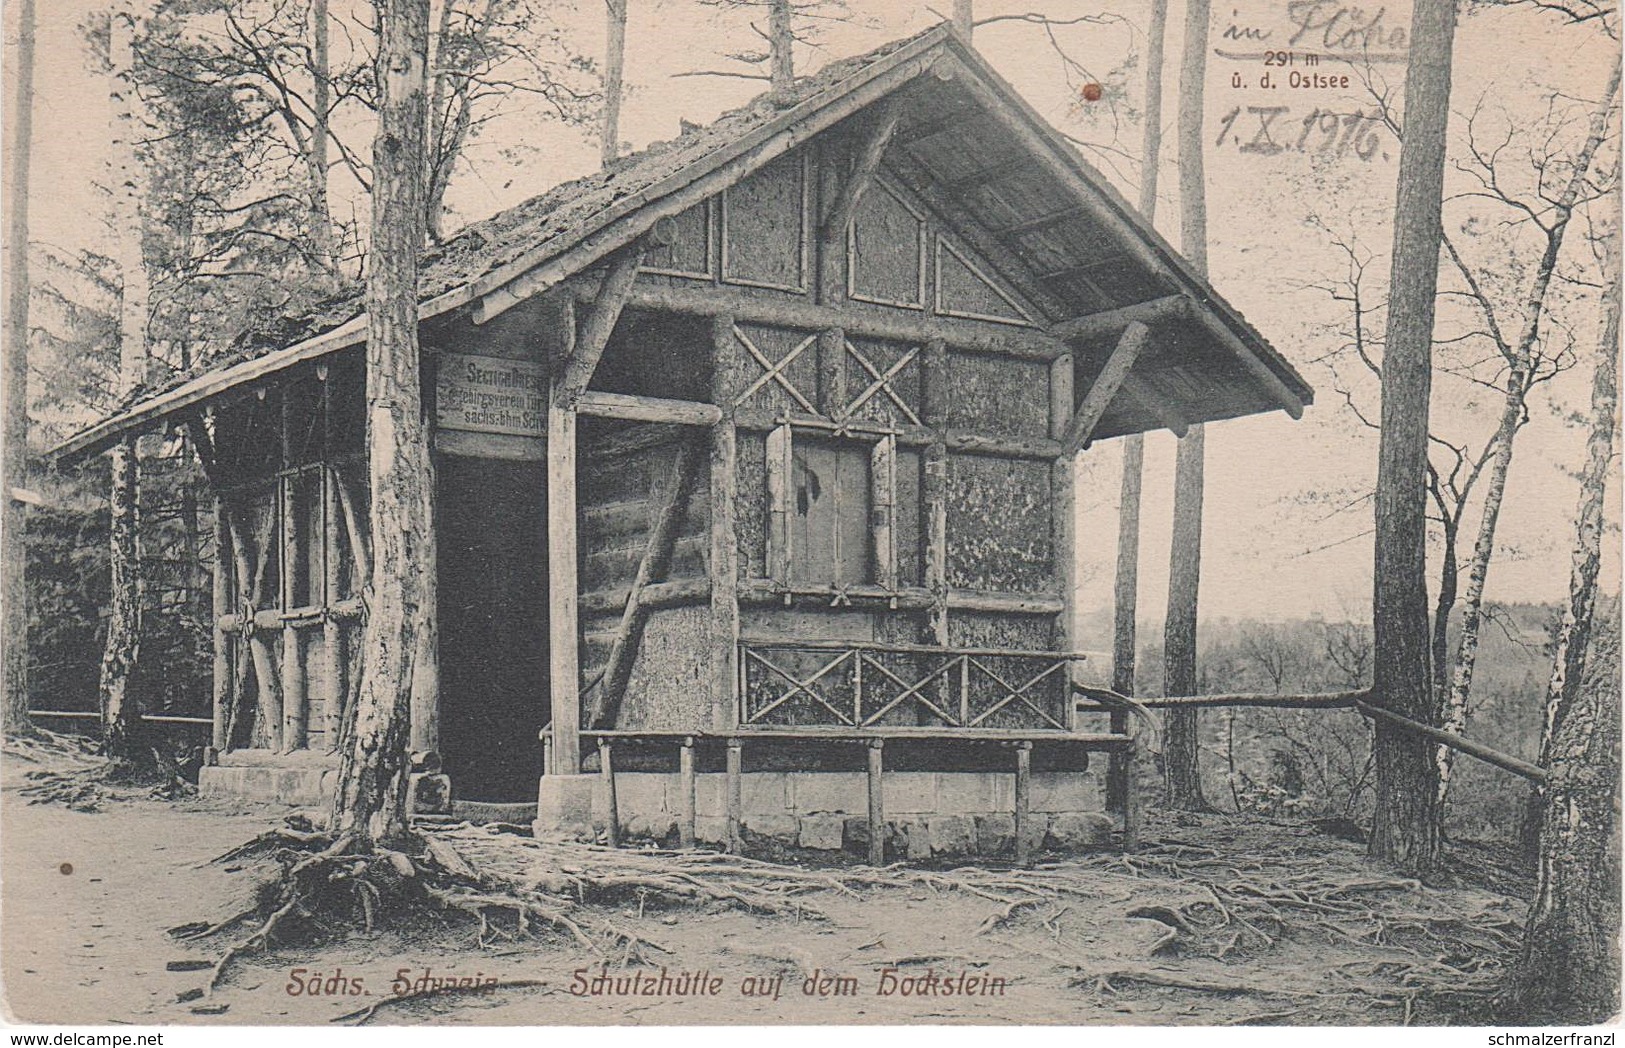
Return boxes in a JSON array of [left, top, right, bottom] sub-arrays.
[[1062, 320, 1151, 455], [551, 218, 676, 411], [821, 97, 903, 245]]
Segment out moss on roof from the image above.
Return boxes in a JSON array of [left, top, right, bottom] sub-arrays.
[[144, 28, 938, 411]]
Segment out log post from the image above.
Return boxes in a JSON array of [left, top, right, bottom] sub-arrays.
[[210, 497, 230, 755], [1050, 353, 1074, 443], [281, 625, 307, 752], [278, 396, 304, 751], [228, 510, 258, 751], [679, 736, 697, 848], [922, 340, 949, 647], [726, 737, 743, 854], [1050, 353, 1076, 729], [548, 365, 582, 775], [1014, 740, 1033, 866], [1122, 736, 1141, 850], [249, 501, 283, 752], [710, 315, 740, 732], [599, 739, 620, 847], [816, 327, 846, 416], [866, 738, 886, 866], [321, 466, 345, 749]]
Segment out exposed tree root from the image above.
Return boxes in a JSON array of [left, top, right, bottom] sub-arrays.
[[16, 743, 193, 811], [187, 824, 667, 996], [171, 808, 1527, 1022]]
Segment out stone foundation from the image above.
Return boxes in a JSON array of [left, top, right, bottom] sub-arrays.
[[535, 769, 1115, 858], [198, 750, 453, 816]]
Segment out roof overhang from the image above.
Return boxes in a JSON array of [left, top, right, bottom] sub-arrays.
[[54, 24, 1310, 465]]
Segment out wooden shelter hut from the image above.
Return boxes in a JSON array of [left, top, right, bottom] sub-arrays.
[[57, 26, 1312, 858]]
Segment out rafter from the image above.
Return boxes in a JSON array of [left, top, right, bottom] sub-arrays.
[[1118, 374, 1188, 438], [1050, 294, 1187, 343], [992, 206, 1086, 238]]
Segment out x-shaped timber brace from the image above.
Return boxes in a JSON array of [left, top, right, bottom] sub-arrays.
[[740, 643, 1071, 730]]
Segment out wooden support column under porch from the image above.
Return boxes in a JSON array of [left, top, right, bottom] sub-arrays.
[[540, 727, 1135, 865]]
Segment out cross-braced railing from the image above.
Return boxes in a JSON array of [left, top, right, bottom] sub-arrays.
[[739, 640, 1080, 731]]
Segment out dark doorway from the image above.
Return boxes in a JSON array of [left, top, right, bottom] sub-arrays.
[[437, 454, 548, 801]]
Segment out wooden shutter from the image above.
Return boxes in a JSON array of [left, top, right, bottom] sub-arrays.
[[870, 435, 897, 589], [765, 424, 793, 586]]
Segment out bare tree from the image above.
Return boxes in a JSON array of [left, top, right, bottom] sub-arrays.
[[1434, 65, 1621, 802], [331, 0, 434, 845], [768, 0, 792, 98], [308, 0, 338, 276], [1369, 0, 1457, 875], [1111, 0, 1167, 703], [1313, 72, 1619, 813], [1162, 0, 1209, 811], [681, 0, 858, 88], [1504, 204, 1620, 1019], [3, 0, 39, 738]]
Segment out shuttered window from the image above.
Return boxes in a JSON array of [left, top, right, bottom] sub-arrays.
[[765, 424, 899, 589]]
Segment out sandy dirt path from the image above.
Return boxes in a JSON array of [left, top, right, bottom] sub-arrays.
[[1, 783, 1109, 1025], [2, 755, 1524, 1027]]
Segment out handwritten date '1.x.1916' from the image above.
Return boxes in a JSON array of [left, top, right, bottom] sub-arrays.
[[1215, 105, 1391, 162]]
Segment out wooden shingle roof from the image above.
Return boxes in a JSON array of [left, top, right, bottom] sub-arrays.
[[56, 24, 1311, 461]]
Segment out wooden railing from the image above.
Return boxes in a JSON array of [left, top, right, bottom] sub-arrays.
[[738, 639, 1085, 731]]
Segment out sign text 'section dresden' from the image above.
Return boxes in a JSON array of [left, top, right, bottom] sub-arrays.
[[435, 353, 547, 437]]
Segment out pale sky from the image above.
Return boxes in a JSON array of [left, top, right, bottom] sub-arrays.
[[7, 0, 1620, 637]]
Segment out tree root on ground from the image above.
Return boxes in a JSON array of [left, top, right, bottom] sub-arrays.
[[16, 744, 194, 811], [173, 810, 1527, 1022], [182, 822, 667, 997]]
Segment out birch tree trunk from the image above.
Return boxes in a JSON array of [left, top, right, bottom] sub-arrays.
[[768, 0, 793, 102], [1162, 0, 1209, 811], [1368, 0, 1455, 876], [100, 1, 149, 764], [332, 0, 434, 847], [602, 0, 626, 165], [3, 0, 38, 738], [1429, 512, 1458, 702], [1504, 214, 1620, 1021], [1436, 65, 1621, 805]]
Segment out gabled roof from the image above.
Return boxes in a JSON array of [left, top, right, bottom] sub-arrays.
[[56, 24, 1311, 462]]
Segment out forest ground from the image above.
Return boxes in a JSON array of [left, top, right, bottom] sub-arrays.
[[1, 736, 1534, 1027]]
